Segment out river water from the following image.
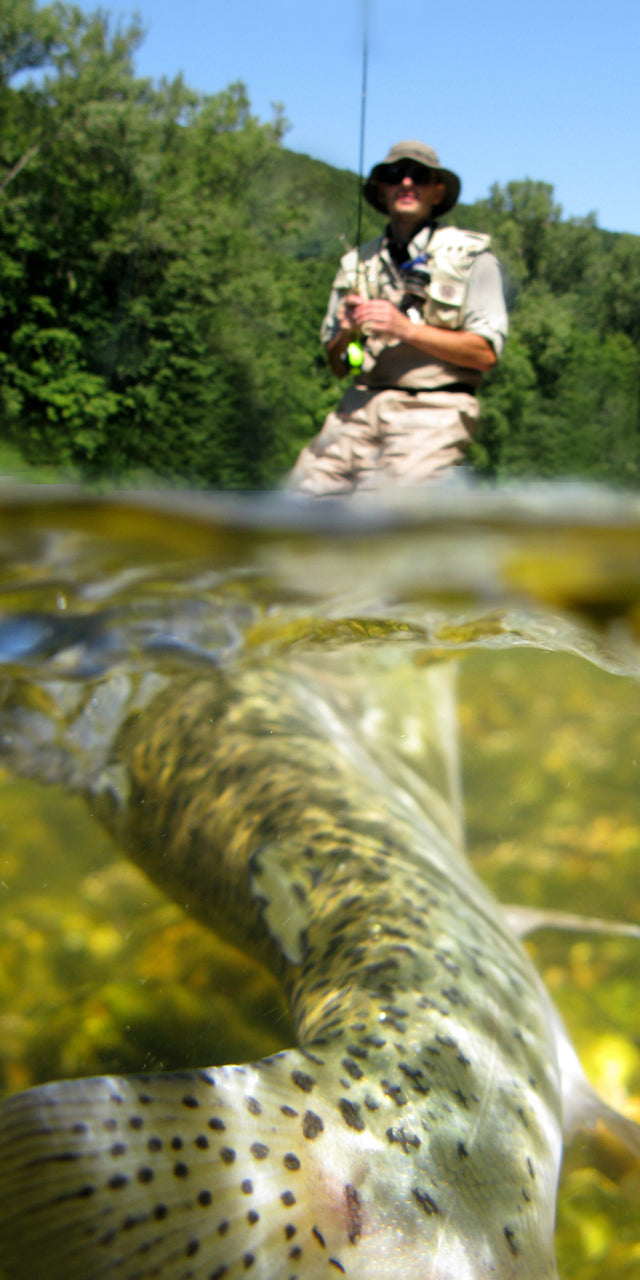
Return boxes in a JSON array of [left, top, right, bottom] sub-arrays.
[[0, 481, 639, 1278]]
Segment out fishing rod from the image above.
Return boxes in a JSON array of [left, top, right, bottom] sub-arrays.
[[346, 0, 370, 371]]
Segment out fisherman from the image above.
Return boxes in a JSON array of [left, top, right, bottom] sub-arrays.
[[288, 140, 508, 495]]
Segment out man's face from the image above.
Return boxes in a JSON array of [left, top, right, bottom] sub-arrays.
[[377, 162, 446, 228]]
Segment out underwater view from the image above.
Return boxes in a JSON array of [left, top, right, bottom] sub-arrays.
[[0, 483, 638, 1278]]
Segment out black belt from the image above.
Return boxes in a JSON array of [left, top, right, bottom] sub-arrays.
[[359, 382, 476, 396]]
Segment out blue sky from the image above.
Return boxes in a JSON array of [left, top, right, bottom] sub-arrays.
[[86, 0, 639, 235]]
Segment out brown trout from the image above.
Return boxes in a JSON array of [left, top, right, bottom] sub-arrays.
[[0, 652, 638, 1280]]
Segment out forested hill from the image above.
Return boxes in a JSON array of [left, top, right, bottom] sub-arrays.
[[2, 2, 640, 487]]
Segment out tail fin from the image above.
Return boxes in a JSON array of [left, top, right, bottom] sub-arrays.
[[0, 1051, 364, 1280]]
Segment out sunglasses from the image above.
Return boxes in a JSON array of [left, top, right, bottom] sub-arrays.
[[377, 161, 435, 185]]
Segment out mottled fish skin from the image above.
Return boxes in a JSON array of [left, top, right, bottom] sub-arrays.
[[0, 657, 632, 1279]]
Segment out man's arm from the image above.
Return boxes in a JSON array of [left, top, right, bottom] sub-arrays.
[[349, 298, 497, 372], [324, 292, 364, 378]]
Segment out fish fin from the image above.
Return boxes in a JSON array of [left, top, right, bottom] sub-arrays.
[[0, 1051, 368, 1280], [502, 903, 640, 941], [546, 996, 640, 1160]]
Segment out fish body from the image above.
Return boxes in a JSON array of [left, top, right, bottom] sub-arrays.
[[0, 654, 637, 1279]]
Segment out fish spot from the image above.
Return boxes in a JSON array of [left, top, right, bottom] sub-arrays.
[[281, 1105, 298, 1117], [284, 1153, 301, 1170], [302, 1110, 324, 1140], [342, 1058, 364, 1080], [248, 1209, 259, 1225], [99, 1228, 117, 1246], [458, 1142, 469, 1158], [364, 1094, 380, 1110], [312, 1226, 326, 1248], [103, 1118, 118, 1132], [281, 1190, 296, 1207], [210, 1268, 228, 1279], [291, 1070, 315, 1093], [218, 1220, 230, 1236], [243, 1253, 255, 1269], [386, 1126, 421, 1152], [345, 1184, 362, 1242], [241, 1179, 254, 1195], [208, 1117, 226, 1132], [137, 1167, 154, 1184], [171, 1136, 184, 1150], [153, 1204, 168, 1221], [435, 1034, 458, 1050], [398, 1062, 430, 1094], [148, 1136, 162, 1153], [441, 987, 468, 1006], [195, 1134, 209, 1150], [174, 1161, 189, 1178], [339, 1098, 365, 1132], [220, 1147, 236, 1164], [381, 1080, 407, 1106], [250, 1142, 269, 1160], [381, 1004, 409, 1019], [129, 1116, 144, 1130], [329, 1260, 346, 1272], [527, 1156, 535, 1179], [246, 1096, 262, 1115], [72, 1122, 89, 1135], [110, 1142, 127, 1157], [182, 1094, 199, 1109], [108, 1174, 129, 1190], [346, 1044, 368, 1059], [138, 1092, 153, 1105], [198, 1190, 213, 1207], [289, 1246, 303, 1260], [285, 1224, 297, 1240], [412, 1187, 440, 1216], [504, 1227, 519, 1256], [186, 1239, 200, 1257]]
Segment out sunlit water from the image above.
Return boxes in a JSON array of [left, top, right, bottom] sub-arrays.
[[0, 481, 639, 1278]]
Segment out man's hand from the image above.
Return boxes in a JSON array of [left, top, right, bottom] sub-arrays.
[[337, 292, 365, 332], [351, 298, 409, 341]]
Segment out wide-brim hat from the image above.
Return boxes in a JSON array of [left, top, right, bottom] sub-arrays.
[[364, 140, 461, 218]]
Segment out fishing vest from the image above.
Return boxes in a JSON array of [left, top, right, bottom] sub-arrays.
[[348, 225, 491, 330]]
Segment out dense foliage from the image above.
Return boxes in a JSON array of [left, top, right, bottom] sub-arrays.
[[2, 1, 640, 486]]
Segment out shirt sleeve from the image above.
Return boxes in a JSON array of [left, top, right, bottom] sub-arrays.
[[461, 252, 509, 356], [319, 254, 357, 346]]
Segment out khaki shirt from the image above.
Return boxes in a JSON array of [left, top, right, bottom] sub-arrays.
[[320, 224, 508, 391]]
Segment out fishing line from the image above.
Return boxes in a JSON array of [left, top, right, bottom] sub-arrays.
[[347, 0, 371, 370], [354, 0, 369, 263]]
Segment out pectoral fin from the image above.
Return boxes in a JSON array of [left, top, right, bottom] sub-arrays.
[[502, 904, 640, 942]]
